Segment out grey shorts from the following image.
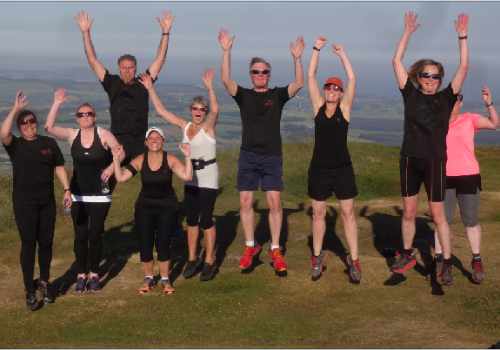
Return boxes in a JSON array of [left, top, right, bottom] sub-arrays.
[[444, 189, 480, 227]]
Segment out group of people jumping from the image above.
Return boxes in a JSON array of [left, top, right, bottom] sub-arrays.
[[1, 10, 497, 311]]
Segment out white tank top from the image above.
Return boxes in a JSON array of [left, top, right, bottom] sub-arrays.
[[182, 122, 219, 189]]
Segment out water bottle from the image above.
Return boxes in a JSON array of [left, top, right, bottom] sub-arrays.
[[63, 205, 71, 216], [101, 179, 110, 195]]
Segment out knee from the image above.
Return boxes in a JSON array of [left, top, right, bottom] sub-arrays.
[[312, 206, 326, 221], [341, 207, 355, 222], [403, 207, 417, 222], [240, 195, 253, 211]]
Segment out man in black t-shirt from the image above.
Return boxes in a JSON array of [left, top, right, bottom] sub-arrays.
[[218, 29, 304, 275], [75, 10, 174, 162]]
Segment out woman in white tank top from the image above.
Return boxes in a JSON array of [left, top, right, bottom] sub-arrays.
[[139, 69, 220, 281]]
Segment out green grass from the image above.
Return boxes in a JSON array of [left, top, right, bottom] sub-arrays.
[[0, 141, 499, 348]]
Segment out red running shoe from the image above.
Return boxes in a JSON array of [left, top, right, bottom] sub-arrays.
[[269, 248, 287, 273], [471, 259, 485, 284], [239, 244, 262, 270]]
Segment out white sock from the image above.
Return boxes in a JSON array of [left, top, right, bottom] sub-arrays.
[[245, 240, 255, 247], [271, 244, 280, 250], [145, 275, 154, 280]]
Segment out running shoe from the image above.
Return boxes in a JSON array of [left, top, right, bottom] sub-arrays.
[[26, 292, 38, 311], [160, 278, 175, 295], [347, 255, 362, 284], [199, 263, 217, 282], [471, 259, 485, 284], [75, 277, 87, 294], [439, 261, 453, 286], [87, 276, 101, 292], [37, 280, 55, 304], [239, 244, 262, 270], [311, 252, 325, 281], [138, 276, 155, 294], [183, 259, 201, 279], [269, 248, 287, 273], [390, 250, 416, 274]]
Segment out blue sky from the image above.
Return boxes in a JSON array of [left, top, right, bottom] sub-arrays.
[[0, 2, 499, 97]]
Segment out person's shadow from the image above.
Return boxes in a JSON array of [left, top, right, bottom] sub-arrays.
[[214, 210, 240, 270], [305, 205, 350, 275], [360, 205, 443, 295]]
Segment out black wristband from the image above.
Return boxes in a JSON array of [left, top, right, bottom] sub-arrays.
[[162, 32, 170, 36], [313, 46, 321, 51], [458, 35, 468, 40], [486, 102, 494, 108]]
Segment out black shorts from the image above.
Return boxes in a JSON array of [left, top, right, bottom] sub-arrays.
[[308, 165, 358, 201], [446, 174, 482, 194], [237, 149, 283, 192], [400, 156, 446, 202], [184, 186, 218, 229]]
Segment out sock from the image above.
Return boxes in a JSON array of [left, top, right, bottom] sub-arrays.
[[160, 276, 170, 282], [443, 258, 452, 265], [270, 244, 280, 251], [435, 253, 444, 262], [144, 275, 154, 280], [472, 254, 481, 261], [245, 240, 255, 247]]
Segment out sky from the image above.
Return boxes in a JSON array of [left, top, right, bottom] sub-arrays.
[[0, 1, 499, 97]]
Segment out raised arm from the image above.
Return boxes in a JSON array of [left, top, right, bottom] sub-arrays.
[[288, 36, 305, 98], [168, 143, 193, 182], [451, 13, 469, 94], [44, 89, 77, 143], [147, 11, 174, 79], [139, 73, 187, 129], [475, 86, 498, 129], [392, 11, 420, 89], [334, 44, 356, 120], [0, 91, 28, 145], [201, 68, 219, 132], [75, 11, 106, 82], [112, 145, 140, 182], [218, 29, 237, 96], [307, 36, 327, 115]]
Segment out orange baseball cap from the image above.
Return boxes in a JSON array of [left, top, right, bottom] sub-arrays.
[[324, 76, 344, 91]]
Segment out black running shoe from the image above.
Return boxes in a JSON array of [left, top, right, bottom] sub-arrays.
[[87, 276, 101, 292], [183, 259, 201, 279], [200, 263, 217, 282], [439, 261, 453, 286], [26, 292, 38, 311], [38, 280, 55, 304], [75, 277, 87, 294]]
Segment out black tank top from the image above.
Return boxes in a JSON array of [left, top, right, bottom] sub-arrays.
[[70, 127, 114, 196], [137, 151, 177, 208], [310, 104, 352, 169]]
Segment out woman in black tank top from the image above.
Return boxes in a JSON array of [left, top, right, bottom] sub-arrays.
[[45, 89, 120, 293], [113, 127, 192, 294], [306, 36, 361, 283]]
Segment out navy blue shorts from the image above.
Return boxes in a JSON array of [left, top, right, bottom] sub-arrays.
[[237, 149, 283, 192]]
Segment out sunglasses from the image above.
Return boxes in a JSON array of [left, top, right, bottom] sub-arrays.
[[418, 72, 442, 81], [76, 111, 95, 118], [19, 118, 36, 125], [323, 84, 342, 92], [457, 94, 464, 102], [250, 69, 270, 76], [191, 106, 208, 112]]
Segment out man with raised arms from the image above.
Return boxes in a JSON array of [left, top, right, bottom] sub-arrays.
[[218, 29, 304, 275]]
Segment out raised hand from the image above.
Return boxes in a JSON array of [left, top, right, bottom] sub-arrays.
[[75, 11, 93, 32], [313, 36, 327, 50], [332, 44, 345, 57], [111, 144, 125, 160], [404, 11, 420, 34], [179, 143, 191, 158], [218, 29, 235, 51], [481, 86, 492, 105], [454, 13, 469, 36], [53, 88, 69, 105], [290, 36, 305, 59], [138, 73, 153, 90], [202, 68, 215, 90], [157, 10, 174, 34], [13, 91, 28, 111]]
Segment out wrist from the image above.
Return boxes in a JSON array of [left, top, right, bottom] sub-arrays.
[[458, 35, 468, 40], [162, 32, 170, 36], [313, 46, 321, 51], [486, 102, 494, 107], [63, 188, 70, 192]]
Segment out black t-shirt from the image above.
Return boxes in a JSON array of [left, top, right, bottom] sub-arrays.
[[3, 135, 64, 202], [101, 70, 156, 138], [232, 85, 290, 155], [400, 80, 457, 159]]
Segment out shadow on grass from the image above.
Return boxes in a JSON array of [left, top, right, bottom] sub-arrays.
[[360, 205, 444, 295]]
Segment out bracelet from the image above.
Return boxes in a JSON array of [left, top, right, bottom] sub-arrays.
[[458, 35, 468, 40], [64, 188, 70, 192], [313, 46, 321, 51], [486, 102, 494, 108], [162, 32, 170, 36]]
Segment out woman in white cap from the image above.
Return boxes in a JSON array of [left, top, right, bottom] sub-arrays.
[[139, 69, 220, 281], [112, 126, 192, 294]]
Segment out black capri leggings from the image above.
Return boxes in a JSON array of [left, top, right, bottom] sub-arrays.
[[184, 186, 218, 230], [13, 198, 56, 293], [135, 205, 177, 262], [71, 201, 111, 274]]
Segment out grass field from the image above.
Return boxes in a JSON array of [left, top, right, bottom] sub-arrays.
[[0, 141, 499, 348]]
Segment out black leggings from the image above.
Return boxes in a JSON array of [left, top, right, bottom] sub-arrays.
[[135, 205, 177, 262], [71, 201, 111, 274], [13, 198, 56, 293]]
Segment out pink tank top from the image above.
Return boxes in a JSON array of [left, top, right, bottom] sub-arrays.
[[446, 112, 480, 176]]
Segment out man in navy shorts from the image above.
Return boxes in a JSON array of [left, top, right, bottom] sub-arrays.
[[218, 29, 304, 274]]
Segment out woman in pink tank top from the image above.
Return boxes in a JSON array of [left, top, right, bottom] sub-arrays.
[[434, 86, 498, 284]]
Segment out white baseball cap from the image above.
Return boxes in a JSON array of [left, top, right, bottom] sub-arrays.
[[145, 126, 165, 140]]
